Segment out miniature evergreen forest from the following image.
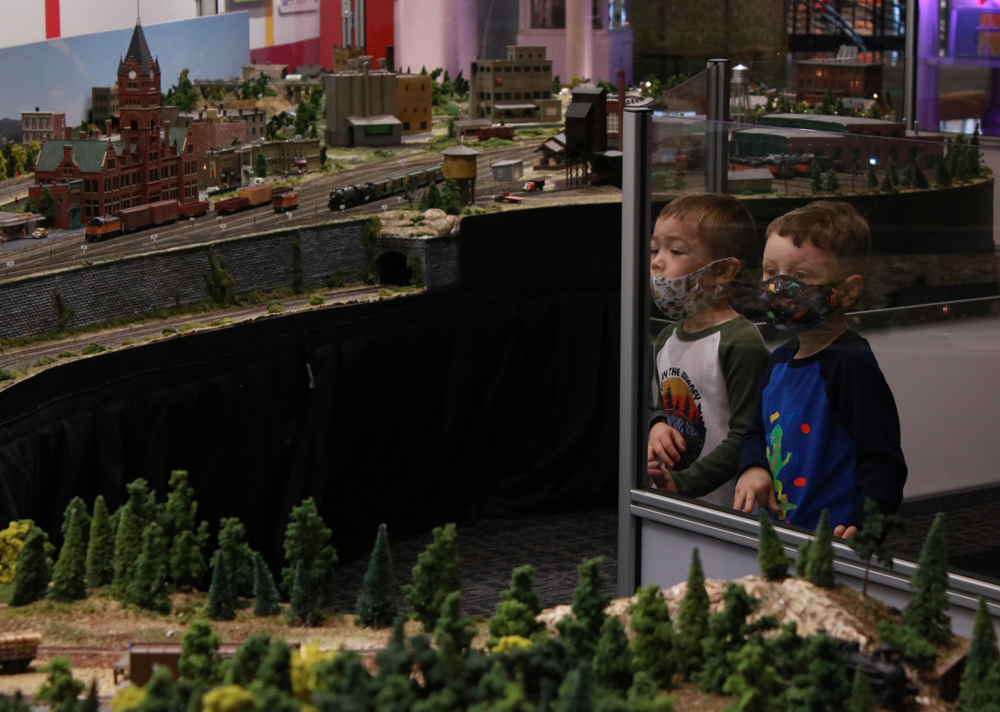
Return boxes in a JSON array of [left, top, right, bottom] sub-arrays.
[[0, 484, 997, 712]]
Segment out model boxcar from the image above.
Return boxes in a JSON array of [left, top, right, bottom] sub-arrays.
[[117, 205, 152, 233], [214, 196, 251, 215], [118, 641, 301, 686], [178, 200, 210, 218], [0, 631, 41, 673], [85, 216, 123, 242], [238, 185, 273, 207], [149, 200, 179, 226], [273, 193, 299, 212]]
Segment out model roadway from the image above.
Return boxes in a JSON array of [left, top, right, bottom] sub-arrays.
[[0, 144, 541, 283]]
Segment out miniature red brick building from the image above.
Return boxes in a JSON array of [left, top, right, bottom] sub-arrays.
[[30, 21, 198, 230]]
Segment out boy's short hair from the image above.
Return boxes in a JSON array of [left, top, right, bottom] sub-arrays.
[[657, 193, 756, 265], [766, 201, 871, 277]]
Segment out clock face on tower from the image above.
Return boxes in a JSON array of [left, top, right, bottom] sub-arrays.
[[128, 70, 137, 80]]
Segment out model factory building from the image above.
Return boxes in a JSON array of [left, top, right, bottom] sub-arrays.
[[469, 46, 563, 124], [324, 57, 401, 147]]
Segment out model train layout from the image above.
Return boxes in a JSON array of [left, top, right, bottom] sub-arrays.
[[328, 163, 444, 211], [85, 186, 298, 242]]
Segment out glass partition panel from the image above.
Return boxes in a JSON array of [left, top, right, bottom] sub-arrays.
[[637, 112, 1000, 588]]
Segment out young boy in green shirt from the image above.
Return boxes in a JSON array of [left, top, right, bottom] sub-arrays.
[[648, 193, 771, 507]]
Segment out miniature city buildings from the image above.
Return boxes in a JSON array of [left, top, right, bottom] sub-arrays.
[[91, 86, 119, 126], [162, 103, 268, 142], [21, 110, 66, 147], [565, 86, 608, 160], [727, 167, 774, 194], [795, 59, 883, 103], [29, 22, 198, 230], [535, 132, 567, 167], [491, 158, 525, 181], [442, 144, 479, 205], [469, 46, 563, 124], [0, 213, 43, 242], [455, 119, 492, 138], [243, 63, 290, 81], [731, 114, 943, 167], [197, 137, 321, 190], [324, 57, 402, 147], [397, 74, 433, 134]]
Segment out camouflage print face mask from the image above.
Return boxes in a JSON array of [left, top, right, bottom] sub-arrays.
[[650, 258, 731, 321], [760, 275, 839, 333]]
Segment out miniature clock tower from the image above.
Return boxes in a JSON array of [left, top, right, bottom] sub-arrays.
[[117, 20, 161, 145]]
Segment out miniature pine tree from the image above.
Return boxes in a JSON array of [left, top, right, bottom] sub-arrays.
[[765, 621, 804, 680], [217, 517, 254, 598], [127, 522, 172, 613], [796, 539, 812, 577], [887, 156, 900, 185], [440, 178, 463, 215], [975, 661, 1000, 712], [287, 559, 320, 626], [757, 510, 788, 581], [355, 523, 398, 628], [139, 666, 177, 712], [786, 630, 850, 711], [11, 526, 52, 606], [113, 504, 143, 597], [698, 583, 760, 693], [179, 619, 222, 685], [847, 667, 876, 712], [914, 158, 930, 188], [627, 584, 675, 689], [225, 630, 272, 686], [675, 548, 710, 680], [48, 507, 87, 601], [903, 512, 952, 645], [935, 155, 952, 187], [85, 495, 114, 588], [721, 641, 786, 712], [866, 163, 878, 190], [824, 169, 840, 193], [556, 557, 612, 663], [847, 498, 907, 596], [282, 497, 338, 606], [805, 509, 836, 589], [419, 183, 442, 211], [206, 549, 236, 621], [256, 640, 294, 693], [810, 160, 822, 194], [561, 665, 593, 712], [254, 151, 268, 178], [592, 616, 633, 693], [165, 470, 209, 588], [81, 679, 99, 712], [403, 522, 461, 632], [899, 164, 915, 188], [434, 589, 475, 654], [34, 657, 84, 705], [881, 166, 896, 193], [490, 564, 543, 642], [61, 497, 91, 542], [960, 598, 1000, 712], [376, 617, 412, 679], [252, 551, 281, 617]]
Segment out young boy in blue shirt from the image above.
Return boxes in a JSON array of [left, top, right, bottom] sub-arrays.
[[735, 201, 907, 537]]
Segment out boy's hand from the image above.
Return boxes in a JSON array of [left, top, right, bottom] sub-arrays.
[[648, 421, 686, 469], [646, 459, 678, 493], [734, 467, 780, 514], [833, 525, 858, 540]]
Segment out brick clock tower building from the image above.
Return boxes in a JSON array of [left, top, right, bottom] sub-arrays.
[[31, 21, 199, 229]]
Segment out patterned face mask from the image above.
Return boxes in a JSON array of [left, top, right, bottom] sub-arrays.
[[650, 258, 731, 321], [760, 275, 839, 333]]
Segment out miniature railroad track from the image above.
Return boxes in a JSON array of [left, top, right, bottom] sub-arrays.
[[0, 285, 382, 369], [0, 144, 541, 283]]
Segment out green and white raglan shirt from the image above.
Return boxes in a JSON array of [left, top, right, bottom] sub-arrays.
[[649, 316, 771, 507]]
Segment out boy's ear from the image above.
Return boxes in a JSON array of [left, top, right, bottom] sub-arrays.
[[715, 258, 742, 285], [838, 274, 864, 308]]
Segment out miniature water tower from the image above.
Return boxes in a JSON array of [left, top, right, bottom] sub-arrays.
[[731, 64, 753, 125], [441, 144, 479, 206]]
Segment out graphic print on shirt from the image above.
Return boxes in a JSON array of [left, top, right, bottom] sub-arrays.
[[660, 370, 706, 470], [765, 411, 797, 521]]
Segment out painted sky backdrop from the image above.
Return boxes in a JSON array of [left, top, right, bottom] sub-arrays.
[[0, 12, 250, 125]]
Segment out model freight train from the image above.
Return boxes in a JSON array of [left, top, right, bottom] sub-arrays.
[[329, 164, 444, 211]]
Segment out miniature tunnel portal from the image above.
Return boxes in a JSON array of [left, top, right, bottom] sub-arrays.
[[376, 251, 411, 286]]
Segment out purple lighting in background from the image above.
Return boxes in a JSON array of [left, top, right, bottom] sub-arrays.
[[916, 0, 940, 131]]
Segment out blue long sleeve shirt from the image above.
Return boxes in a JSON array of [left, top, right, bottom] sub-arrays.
[[736, 330, 907, 530]]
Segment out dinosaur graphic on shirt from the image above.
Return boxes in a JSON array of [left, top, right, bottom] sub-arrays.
[[765, 414, 797, 520]]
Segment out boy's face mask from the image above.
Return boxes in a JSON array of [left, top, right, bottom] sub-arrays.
[[650, 258, 731, 321], [760, 275, 839, 333]]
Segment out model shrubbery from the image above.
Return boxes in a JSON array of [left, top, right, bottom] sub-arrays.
[[403, 522, 461, 631], [85, 495, 114, 587], [355, 523, 398, 629]]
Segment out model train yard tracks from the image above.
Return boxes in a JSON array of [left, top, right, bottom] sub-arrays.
[[0, 144, 542, 283], [0, 285, 383, 370]]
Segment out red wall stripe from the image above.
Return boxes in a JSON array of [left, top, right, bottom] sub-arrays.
[[45, 0, 61, 39]]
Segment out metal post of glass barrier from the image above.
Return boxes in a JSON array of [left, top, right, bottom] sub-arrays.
[[706, 59, 730, 194], [904, 0, 917, 131], [618, 106, 652, 598]]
